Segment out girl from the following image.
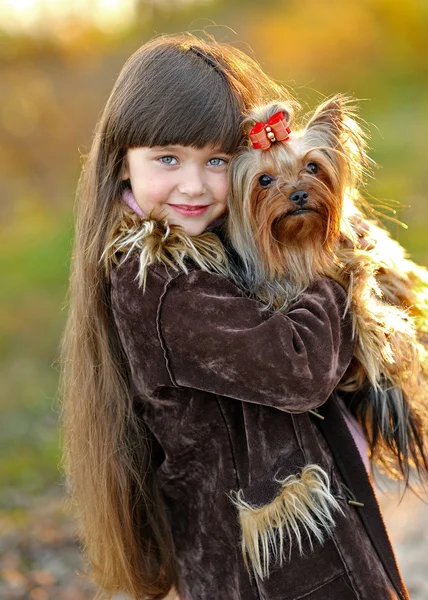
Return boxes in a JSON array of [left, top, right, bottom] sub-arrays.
[[60, 34, 409, 600]]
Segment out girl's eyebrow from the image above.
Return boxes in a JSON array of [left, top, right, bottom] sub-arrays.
[[149, 146, 179, 152], [149, 145, 230, 156]]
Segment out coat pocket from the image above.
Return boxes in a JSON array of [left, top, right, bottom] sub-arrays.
[[230, 455, 351, 599], [292, 573, 358, 600]]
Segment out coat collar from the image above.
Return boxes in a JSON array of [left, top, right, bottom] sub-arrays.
[[102, 207, 230, 289]]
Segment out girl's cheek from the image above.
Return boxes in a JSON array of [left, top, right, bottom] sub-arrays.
[[142, 182, 168, 205], [212, 173, 230, 202], [221, 181, 230, 204]]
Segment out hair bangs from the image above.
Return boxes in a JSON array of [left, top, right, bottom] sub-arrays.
[[116, 45, 242, 154]]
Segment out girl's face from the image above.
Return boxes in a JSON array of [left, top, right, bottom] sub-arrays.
[[122, 144, 231, 236]]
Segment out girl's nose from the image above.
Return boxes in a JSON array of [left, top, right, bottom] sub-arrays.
[[177, 166, 207, 197]]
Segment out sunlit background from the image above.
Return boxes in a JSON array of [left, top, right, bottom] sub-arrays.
[[1, 0, 138, 34], [1, 0, 427, 598]]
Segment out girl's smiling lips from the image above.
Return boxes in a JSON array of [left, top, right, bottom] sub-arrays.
[[168, 204, 210, 217]]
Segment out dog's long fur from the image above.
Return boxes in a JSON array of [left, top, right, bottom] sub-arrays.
[[227, 95, 428, 484]]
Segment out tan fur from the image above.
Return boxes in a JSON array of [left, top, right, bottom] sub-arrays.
[[347, 201, 428, 337], [230, 465, 343, 580], [327, 247, 419, 393]]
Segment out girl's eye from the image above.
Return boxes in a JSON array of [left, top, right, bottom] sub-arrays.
[[258, 174, 275, 187], [159, 156, 178, 165], [208, 157, 227, 167], [306, 162, 319, 175]]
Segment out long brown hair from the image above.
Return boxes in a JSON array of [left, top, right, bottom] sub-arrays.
[[59, 33, 291, 599]]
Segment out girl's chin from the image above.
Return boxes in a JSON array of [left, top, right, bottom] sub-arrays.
[[178, 222, 210, 237], [168, 213, 222, 237], [144, 211, 209, 236]]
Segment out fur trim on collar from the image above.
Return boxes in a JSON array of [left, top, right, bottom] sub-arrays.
[[102, 207, 230, 289]]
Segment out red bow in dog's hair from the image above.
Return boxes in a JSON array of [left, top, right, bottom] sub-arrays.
[[248, 111, 291, 151]]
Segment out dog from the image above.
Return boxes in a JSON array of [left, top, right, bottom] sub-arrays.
[[227, 95, 428, 483]]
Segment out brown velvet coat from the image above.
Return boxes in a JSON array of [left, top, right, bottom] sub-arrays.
[[110, 253, 409, 600]]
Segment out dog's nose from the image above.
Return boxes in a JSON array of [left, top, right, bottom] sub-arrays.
[[289, 190, 309, 206]]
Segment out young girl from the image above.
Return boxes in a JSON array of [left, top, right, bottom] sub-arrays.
[[60, 34, 410, 600]]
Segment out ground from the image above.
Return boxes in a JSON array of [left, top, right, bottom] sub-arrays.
[[0, 477, 427, 599]]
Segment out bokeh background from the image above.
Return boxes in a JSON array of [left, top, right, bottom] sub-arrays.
[[1, 0, 427, 598]]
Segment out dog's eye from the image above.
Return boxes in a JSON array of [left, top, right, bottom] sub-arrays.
[[306, 162, 319, 175], [258, 174, 274, 187]]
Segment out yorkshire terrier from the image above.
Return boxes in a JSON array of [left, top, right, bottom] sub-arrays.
[[227, 95, 428, 483]]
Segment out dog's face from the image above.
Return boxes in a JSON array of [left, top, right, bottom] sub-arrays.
[[229, 96, 367, 282], [248, 132, 343, 247]]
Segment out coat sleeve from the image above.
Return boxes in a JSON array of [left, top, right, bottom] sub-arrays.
[[157, 270, 356, 413]]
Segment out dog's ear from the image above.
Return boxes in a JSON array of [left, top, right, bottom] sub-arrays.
[[305, 95, 371, 191], [306, 94, 347, 136]]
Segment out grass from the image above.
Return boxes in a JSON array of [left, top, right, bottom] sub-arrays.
[[0, 215, 72, 506]]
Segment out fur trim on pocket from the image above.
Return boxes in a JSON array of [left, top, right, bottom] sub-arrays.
[[231, 464, 344, 580]]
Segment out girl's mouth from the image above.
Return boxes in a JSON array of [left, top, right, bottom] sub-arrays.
[[169, 204, 210, 217]]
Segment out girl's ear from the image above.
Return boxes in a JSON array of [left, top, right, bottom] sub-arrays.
[[121, 155, 130, 180], [306, 94, 346, 136]]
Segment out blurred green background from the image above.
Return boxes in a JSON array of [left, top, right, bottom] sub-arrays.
[[0, 0, 427, 597]]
